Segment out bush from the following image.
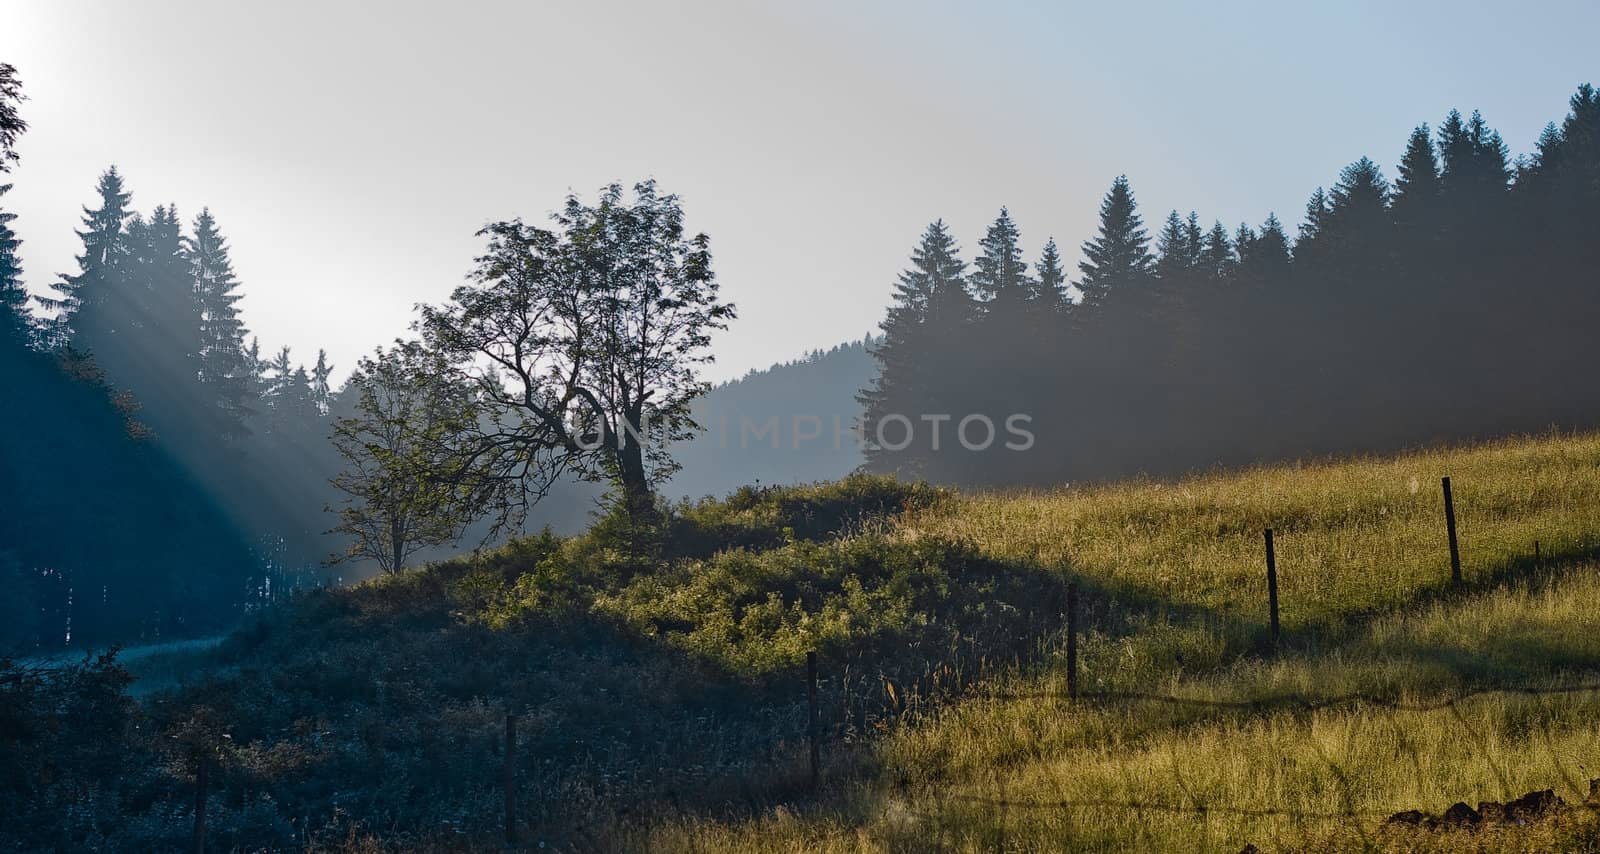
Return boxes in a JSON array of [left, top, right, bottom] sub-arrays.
[[664, 474, 948, 558]]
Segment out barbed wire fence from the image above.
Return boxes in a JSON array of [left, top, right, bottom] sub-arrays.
[[770, 475, 1600, 846], [169, 474, 1600, 850]]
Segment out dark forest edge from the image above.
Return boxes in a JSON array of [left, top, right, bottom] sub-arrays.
[[860, 84, 1600, 487]]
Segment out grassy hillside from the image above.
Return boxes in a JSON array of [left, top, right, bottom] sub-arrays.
[[656, 432, 1600, 852], [9, 431, 1600, 851]]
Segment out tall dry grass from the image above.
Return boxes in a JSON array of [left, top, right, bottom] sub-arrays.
[[641, 432, 1600, 852]]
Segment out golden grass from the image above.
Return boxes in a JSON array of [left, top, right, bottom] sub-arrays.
[[641, 432, 1600, 852], [911, 430, 1600, 627]]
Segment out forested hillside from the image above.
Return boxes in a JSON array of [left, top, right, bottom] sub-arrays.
[[2, 164, 352, 648], [672, 338, 873, 498], [861, 85, 1600, 486], [0, 339, 255, 648]]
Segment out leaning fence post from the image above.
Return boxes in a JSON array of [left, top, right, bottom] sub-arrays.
[[806, 651, 820, 789], [1264, 529, 1280, 646], [1065, 582, 1079, 701], [504, 712, 517, 846], [1534, 540, 1541, 567], [192, 752, 208, 854], [1442, 476, 1462, 586]]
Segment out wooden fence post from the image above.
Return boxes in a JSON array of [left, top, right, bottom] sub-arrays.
[[1442, 477, 1462, 586], [806, 651, 820, 789], [504, 713, 517, 847], [1066, 582, 1079, 701], [1264, 529, 1280, 646], [192, 754, 207, 854]]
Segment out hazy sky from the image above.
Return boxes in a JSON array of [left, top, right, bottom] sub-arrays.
[[4, 0, 1597, 382]]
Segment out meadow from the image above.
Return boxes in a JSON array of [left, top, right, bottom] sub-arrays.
[[9, 431, 1600, 851], [648, 430, 1600, 852]]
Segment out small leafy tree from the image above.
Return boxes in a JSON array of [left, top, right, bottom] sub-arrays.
[[419, 180, 734, 528], [328, 341, 477, 574]]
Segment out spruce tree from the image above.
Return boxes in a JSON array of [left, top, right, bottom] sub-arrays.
[[188, 208, 254, 437], [1034, 238, 1069, 313], [1328, 157, 1390, 220], [1183, 211, 1204, 267], [969, 206, 1035, 414], [970, 208, 1031, 310], [859, 220, 972, 476], [1318, 158, 1391, 279], [260, 346, 319, 432], [1155, 211, 1190, 280], [1558, 84, 1599, 173], [125, 203, 204, 394], [1241, 213, 1291, 275], [1076, 175, 1152, 312], [288, 365, 316, 421], [266, 346, 294, 400], [1393, 125, 1440, 206], [0, 62, 24, 173], [246, 336, 265, 399], [1465, 110, 1511, 191], [1293, 187, 1331, 265], [1200, 220, 1234, 280], [40, 168, 133, 349], [312, 349, 334, 415], [1391, 125, 1441, 244], [0, 67, 26, 343], [1234, 222, 1257, 263], [0, 182, 28, 344], [1439, 109, 1510, 199]]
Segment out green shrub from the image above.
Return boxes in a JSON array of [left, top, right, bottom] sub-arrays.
[[665, 474, 948, 558]]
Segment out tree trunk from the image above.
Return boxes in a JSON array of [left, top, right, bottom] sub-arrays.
[[390, 516, 406, 574], [616, 435, 653, 522]]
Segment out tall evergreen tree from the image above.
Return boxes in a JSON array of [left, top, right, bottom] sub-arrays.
[[287, 365, 316, 421], [1034, 238, 1069, 313], [0, 182, 27, 344], [265, 346, 294, 400], [1436, 109, 1470, 178], [245, 336, 266, 404], [1238, 213, 1290, 276], [1391, 124, 1441, 246], [1531, 122, 1565, 174], [1439, 109, 1510, 200], [1183, 211, 1204, 267], [1393, 126, 1440, 206], [1199, 220, 1234, 281], [1155, 211, 1191, 280], [188, 208, 254, 437], [40, 167, 132, 349], [1326, 158, 1390, 226], [859, 220, 972, 476], [123, 203, 204, 397], [0, 62, 24, 173], [1076, 175, 1152, 312], [1233, 222, 1257, 263], [312, 349, 334, 415], [970, 208, 1031, 310], [1557, 84, 1600, 176], [1293, 187, 1331, 265], [0, 67, 25, 343]]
